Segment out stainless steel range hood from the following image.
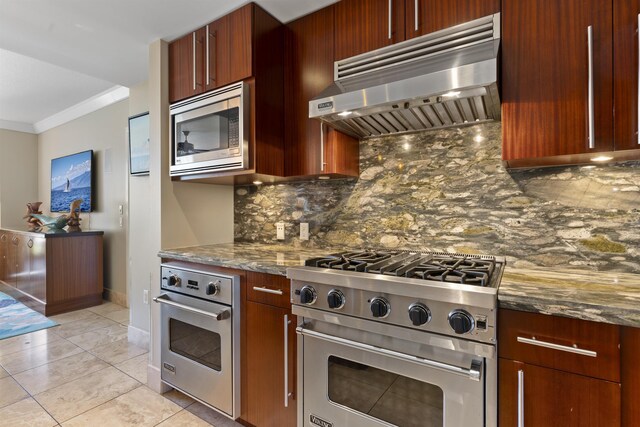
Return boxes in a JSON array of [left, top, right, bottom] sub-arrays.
[[310, 13, 501, 138]]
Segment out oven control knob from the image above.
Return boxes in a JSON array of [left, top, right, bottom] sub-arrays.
[[168, 275, 181, 287], [370, 297, 390, 318], [408, 303, 431, 326], [299, 286, 317, 305], [327, 289, 345, 309], [448, 310, 475, 334], [206, 281, 219, 296]]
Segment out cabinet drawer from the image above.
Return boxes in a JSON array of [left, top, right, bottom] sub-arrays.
[[498, 309, 620, 382], [246, 272, 291, 309]]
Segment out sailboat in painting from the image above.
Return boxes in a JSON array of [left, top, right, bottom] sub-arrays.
[[64, 178, 71, 193]]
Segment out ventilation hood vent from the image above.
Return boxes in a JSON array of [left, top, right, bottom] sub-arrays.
[[310, 13, 501, 138]]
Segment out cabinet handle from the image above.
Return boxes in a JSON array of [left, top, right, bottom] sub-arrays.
[[206, 25, 210, 85], [637, 14, 640, 145], [517, 369, 524, 427], [192, 32, 197, 92], [587, 25, 595, 149], [388, 0, 393, 40], [27, 239, 33, 249], [517, 336, 597, 357], [414, 0, 419, 32], [252, 286, 283, 295], [284, 314, 293, 407], [0, 235, 6, 242], [320, 123, 325, 172]]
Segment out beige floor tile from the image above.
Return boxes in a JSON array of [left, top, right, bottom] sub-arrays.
[[13, 351, 109, 395], [85, 302, 125, 316], [54, 314, 118, 339], [89, 337, 147, 365], [115, 353, 148, 384], [0, 339, 83, 375], [0, 397, 58, 427], [34, 366, 139, 423], [61, 386, 180, 427], [102, 308, 130, 325], [156, 409, 212, 426], [0, 366, 8, 379], [48, 310, 95, 325], [186, 402, 243, 427], [0, 377, 29, 409], [0, 328, 61, 357], [162, 389, 195, 409], [66, 323, 128, 350]]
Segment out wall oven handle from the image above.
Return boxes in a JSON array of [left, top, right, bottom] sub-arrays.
[[284, 314, 292, 407], [252, 286, 283, 296], [517, 369, 524, 427], [516, 336, 597, 357], [297, 327, 482, 381], [153, 294, 230, 320], [587, 25, 595, 149]]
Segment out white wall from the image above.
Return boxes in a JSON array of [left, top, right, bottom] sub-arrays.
[[0, 129, 39, 228], [37, 100, 129, 300]]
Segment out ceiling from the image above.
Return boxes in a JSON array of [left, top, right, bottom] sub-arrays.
[[0, 0, 338, 133]]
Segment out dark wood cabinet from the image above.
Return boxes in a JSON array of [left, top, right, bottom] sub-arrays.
[[614, 0, 640, 151], [501, 0, 614, 164], [168, 28, 205, 103], [284, 6, 359, 178], [622, 327, 640, 426], [499, 359, 621, 427], [0, 232, 9, 285], [406, 0, 499, 39], [334, 0, 406, 61], [0, 229, 103, 315], [245, 272, 296, 427]]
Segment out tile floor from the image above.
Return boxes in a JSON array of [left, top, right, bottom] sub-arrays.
[[0, 302, 242, 427]]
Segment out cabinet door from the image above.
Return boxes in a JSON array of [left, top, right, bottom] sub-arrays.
[[6, 235, 17, 287], [334, 0, 406, 61], [614, 0, 640, 151], [285, 6, 359, 177], [246, 301, 296, 427], [502, 0, 613, 161], [29, 238, 46, 302], [15, 235, 30, 293], [406, 0, 499, 39], [0, 233, 7, 283], [499, 359, 621, 426], [168, 28, 205, 103]]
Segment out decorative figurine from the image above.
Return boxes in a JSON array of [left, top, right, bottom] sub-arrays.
[[66, 199, 83, 228], [24, 202, 43, 229], [30, 199, 83, 231]]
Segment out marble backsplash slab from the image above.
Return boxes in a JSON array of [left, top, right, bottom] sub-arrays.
[[234, 122, 640, 273]]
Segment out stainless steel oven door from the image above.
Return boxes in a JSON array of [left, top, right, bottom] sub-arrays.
[[297, 322, 486, 427], [156, 292, 235, 417]]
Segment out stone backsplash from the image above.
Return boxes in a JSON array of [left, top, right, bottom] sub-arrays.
[[234, 122, 640, 272]]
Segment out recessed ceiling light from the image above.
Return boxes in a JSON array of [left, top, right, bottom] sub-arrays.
[[442, 91, 461, 98], [338, 111, 352, 117], [252, 180, 263, 185], [590, 156, 613, 162]]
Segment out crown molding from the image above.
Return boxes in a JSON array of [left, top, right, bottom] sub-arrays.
[[0, 119, 36, 134]]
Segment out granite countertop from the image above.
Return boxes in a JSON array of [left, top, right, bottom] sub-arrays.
[[1, 226, 104, 237], [159, 242, 640, 328]]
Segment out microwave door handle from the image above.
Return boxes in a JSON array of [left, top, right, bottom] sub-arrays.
[[297, 326, 482, 381], [153, 294, 229, 320]]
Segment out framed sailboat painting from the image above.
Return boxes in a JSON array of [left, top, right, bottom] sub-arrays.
[[50, 150, 94, 212]]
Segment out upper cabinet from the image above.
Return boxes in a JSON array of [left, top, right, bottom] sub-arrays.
[[169, 4, 254, 104], [406, 0, 499, 39], [284, 6, 359, 178], [334, 0, 406, 61], [614, 0, 640, 151]]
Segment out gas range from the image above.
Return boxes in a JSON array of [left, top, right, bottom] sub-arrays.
[[288, 250, 505, 344]]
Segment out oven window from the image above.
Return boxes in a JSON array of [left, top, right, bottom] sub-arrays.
[[169, 319, 221, 371], [175, 107, 239, 157], [328, 356, 443, 427]]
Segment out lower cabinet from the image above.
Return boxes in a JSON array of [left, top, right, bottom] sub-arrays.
[[244, 272, 296, 427], [499, 359, 621, 426]]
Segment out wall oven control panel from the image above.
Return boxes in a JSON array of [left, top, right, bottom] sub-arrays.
[[161, 265, 233, 306]]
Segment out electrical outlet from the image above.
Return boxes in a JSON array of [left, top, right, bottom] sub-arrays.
[[143, 290, 149, 305], [118, 204, 123, 215], [300, 223, 309, 241], [119, 217, 123, 227], [276, 222, 285, 240]]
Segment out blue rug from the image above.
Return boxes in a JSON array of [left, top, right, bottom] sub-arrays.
[[0, 292, 58, 340]]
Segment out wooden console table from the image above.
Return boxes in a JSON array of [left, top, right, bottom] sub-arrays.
[[0, 228, 103, 315]]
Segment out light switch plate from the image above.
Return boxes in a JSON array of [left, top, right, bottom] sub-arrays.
[[276, 222, 285, 240], [300, 223, 309, 240]]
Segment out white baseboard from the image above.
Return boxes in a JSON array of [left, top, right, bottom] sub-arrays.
[[147, 364, 172, 394], [128, 325, 149, 350]]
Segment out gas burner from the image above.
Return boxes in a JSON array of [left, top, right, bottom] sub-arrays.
[[306, 251, 400, 272], [405, 256, 495, 287]]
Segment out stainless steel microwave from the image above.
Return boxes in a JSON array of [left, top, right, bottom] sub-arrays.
[[170, 82, 249, 176]]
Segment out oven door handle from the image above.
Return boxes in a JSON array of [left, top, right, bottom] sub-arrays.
[[153, 294, 230, 321], [297, 327, 482, 381]]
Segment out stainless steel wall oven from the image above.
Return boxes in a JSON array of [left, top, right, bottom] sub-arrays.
[[155, 263, 240, 419]]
